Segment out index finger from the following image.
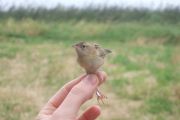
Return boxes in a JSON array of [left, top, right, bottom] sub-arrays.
[[49, 75, 87, 107]]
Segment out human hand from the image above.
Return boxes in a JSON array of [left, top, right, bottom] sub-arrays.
[[37, 71, 106, 120]]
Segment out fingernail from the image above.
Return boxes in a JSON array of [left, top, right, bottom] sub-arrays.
[[83, 75, 98, 85]]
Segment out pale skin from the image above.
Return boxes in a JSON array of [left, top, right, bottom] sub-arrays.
[[37, 71, 107, 120]]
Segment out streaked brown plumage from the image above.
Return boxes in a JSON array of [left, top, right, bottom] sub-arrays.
[[73, 42, 111, 74], [73, 41, 111, 103]]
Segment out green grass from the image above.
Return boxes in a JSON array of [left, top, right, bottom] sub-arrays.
[[146, 96, 173, 114], [0, 19, 179, 120], [0, 19, 180, 44]]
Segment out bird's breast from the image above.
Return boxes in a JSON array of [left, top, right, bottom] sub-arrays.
[[77, 56, 104, 73]]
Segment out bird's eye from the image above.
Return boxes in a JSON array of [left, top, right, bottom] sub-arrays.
[[82, 45, 86, 48]]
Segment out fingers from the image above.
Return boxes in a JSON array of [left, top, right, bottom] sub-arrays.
[[53, 75, 99, 118], [38, 74, 86, 116], [47, 71, 106, 110], [78, 105, 101, 120], [48, 74, 86, 108], [53, 72, 106, 118]]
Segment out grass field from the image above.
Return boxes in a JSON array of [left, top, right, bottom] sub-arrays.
[[0, 19, 180, 120]]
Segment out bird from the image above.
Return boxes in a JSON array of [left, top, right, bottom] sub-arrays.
[[72, 41, 111, 103]]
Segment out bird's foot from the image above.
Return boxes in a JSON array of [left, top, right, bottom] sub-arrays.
[[96, 90, 107, 104]]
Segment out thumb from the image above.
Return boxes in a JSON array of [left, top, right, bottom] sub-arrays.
[[53, 74, 99, 118], [68, 74, 99, 103]]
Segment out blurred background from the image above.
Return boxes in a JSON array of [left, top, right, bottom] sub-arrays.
[[0, 0, 180, 120]]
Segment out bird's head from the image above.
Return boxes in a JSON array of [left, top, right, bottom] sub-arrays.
[[73, 42, 96, 57]]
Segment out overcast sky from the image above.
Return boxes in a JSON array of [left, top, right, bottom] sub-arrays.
[[1, 0, 180, 9]]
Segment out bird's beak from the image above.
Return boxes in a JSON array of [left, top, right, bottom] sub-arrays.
[[72, 44, 78, 48]]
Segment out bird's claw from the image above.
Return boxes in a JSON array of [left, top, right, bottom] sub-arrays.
[[96, 91, 107, 104]]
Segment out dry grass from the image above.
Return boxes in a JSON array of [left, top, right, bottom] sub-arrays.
[[0, 20, 179, 120]]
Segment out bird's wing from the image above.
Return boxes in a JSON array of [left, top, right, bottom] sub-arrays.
[[98, 48, 106, 58], [98, 48, 112, 58]]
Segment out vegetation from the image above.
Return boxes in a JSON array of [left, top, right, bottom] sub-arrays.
[[0, 5, 180, 120], [0, 5, 180, 24]]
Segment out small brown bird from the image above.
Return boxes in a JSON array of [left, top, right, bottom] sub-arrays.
[[73, 41, 111, 103]]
